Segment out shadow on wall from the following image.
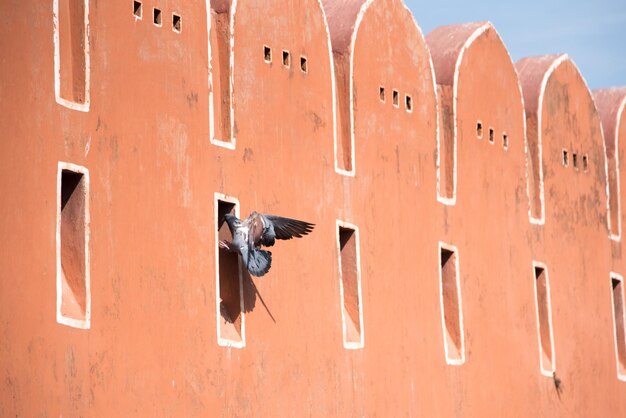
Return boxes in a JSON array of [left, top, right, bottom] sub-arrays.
[[217, 207, 276, 326], [243, 272, 276, 322]]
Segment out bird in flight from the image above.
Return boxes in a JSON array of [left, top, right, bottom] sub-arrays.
[[219, 211, 315, 277]]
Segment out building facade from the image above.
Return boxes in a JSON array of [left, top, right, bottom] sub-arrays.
[[0, 0, 625, 416]]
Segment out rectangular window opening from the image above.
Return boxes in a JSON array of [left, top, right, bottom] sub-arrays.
[[439, 243, 464, 364], [54, 0, 89, 110], [488, 127, 494, 144], [583, 154, 588, 172], [153, 7, 162, 26], [476, 121, 483, 139], [172, 13, 181, 33], [300, 56, 307, 73], [133, 1, 142, 19], [337, 222, 364, 349], [533, 263, 556, 375], [263, 45, 272, 63], [209, 7, 234, 146], [282, 50, 291, 68], [405, 94, 413, 112], [379, 86, 385, 103], [502, 132, 508, 150], [392, 89, 399, 107], [562, 149, 569, 167], [215, 195, 245, 347], [573, 153, 578, 169], [57, 163, 90, 329], [611, 274, 626, 380]]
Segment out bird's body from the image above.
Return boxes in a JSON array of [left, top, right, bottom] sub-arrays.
[[220, 211, 314, 276]]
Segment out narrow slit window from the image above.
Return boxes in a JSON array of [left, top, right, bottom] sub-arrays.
[[573, 153, 578, 169], [476, 121, 483, 138], [133, 1, 142, 19], [502, 133, 508, 150], [215, 194, 245, 348], [562, 149, 569, 166], [53, 0, 90, 110], [488, 127, 494, 144], [405, 94, 413, 112], [56, 162, 90, 329], [263, 45, 272, 63], [379, 86, 385, 103], [153, 7, 162, 26], [583, 154, 588, 172], [337, 221, 364, 349], [282, 50, 291, 68], [172, 14, 181, 33], [533, 263, 556, 375], [392, 89, 399, 107], [611, 274, 626, 380], [300, 56, 307, 73], [439, 243, 465, 364]]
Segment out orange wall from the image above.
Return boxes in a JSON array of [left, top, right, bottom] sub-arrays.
[[0, 0, 625, 416]]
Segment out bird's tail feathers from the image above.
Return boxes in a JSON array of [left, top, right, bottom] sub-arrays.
[[247, 248, 272, 277]]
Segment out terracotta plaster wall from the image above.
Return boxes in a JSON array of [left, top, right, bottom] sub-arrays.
[[517, 55, 624, 417], [595, 87, 626, 382], [427, 22, 541, 416], [326, 0, 440, 415], [1, 0, 228, 416], [1, 0, 626, 416], [207, 0, 345, 415]]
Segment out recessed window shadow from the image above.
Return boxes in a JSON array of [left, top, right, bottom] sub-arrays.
[[215, 197, 244, 346], [217, 201, 242, 328]]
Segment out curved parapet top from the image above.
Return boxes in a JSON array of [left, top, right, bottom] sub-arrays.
[[515, 54, 568, 224], [517, 54, 608, 231], [594, 88, 626, 158], [516, 54, 568, 118], [322, 0, 436, 177], [211, 0, 231, 13], [426, 21, 525, 207], [348, 0, 437, 165], [425, 21, 489, 87], [594, 87, 626, 240], [322, 0, 365, 53]]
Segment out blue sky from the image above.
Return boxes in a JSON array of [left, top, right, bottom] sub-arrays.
[[405, 0, 626, 89]]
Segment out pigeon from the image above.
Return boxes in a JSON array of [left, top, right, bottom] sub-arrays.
[[219, 211, 315, 277]]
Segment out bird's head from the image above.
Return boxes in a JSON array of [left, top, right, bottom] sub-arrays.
[[223, 213, 238, 229]]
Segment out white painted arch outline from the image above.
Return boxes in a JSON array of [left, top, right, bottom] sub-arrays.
[[607, 95, 625, 242], [336, 219, 365, 349], [206, 0, 338, 156], [56, 161, 91, 329], [53, 0, 91, 112], [437, 241, 465, 365], [435, 22, 528, 208], [214, 192, 246, 348], [342, 0, 439, 179]]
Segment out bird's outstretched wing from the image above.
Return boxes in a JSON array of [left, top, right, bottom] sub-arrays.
[[265, 215, 315, 240]]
